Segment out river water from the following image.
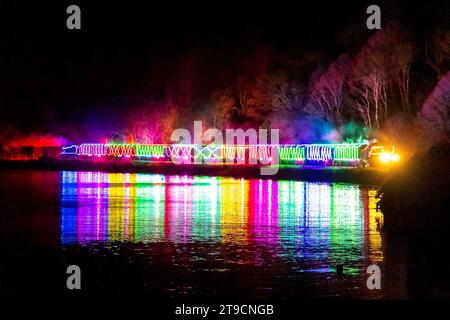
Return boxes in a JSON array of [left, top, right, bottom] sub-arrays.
[[0, 169, 389, 299]]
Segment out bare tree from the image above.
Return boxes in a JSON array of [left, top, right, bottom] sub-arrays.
[[244, 71, 305, 141], [388, 29, 414, 111], [419, 71, 450, 144], [309, 54, 351, 126], [126, 103, 179, 144], [239, 89, 252, 116], [348, 78, 372, 129], [349, 46, 389, 130], [364, 23, 415, 112], [351, 24, 415, 116], [209, 87, 236, 129], [425, 28, 450, 79]]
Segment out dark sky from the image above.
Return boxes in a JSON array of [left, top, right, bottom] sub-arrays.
[[0, 0, 448, 139]]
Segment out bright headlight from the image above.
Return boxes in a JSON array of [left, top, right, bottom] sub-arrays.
[[380, 153, 391, 162]]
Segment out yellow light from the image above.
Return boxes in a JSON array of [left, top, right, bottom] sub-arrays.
[[391, 154, 399, 162], [380, 153, 391, 162]]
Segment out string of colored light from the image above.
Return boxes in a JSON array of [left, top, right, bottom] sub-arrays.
[[279, 145, 306, 161], [135, 144, 166, 158], [306, 144, 333, 161], [76, 143, 135, 157], [333, 144, 361, 161], [62, 143, 367, 164]]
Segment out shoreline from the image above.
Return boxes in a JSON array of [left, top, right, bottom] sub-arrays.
[[0, 159, 389, 185]]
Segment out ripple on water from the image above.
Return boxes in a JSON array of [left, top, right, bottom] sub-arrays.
[[57, 172, 384, 298]]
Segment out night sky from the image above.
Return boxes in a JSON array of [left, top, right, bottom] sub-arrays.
[[1, 0, 448, 141]]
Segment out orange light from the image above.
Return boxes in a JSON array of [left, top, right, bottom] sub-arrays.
[[380, 153, 391, 162]]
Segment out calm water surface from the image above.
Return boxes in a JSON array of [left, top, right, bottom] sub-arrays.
[[0, 169, 387, 298]]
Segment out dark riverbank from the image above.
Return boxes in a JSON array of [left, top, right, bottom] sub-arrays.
[[380, 145, 450, 235], [380, 145, 450, 298], [0, 159, 389, 185]]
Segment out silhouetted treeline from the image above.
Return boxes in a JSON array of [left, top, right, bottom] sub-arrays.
[[0, 2, 448, 152], [116, 21, 449, 154]]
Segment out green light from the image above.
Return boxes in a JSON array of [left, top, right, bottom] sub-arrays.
[[333, 144, 361, 161], [279, 146, 306, 162], [135, 144, 166, 157]]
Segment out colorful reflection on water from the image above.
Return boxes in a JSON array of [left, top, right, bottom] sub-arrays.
[[60, 171, 383, 276]]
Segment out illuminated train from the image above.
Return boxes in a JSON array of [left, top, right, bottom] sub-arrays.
[[61, 142, 399, 167]]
